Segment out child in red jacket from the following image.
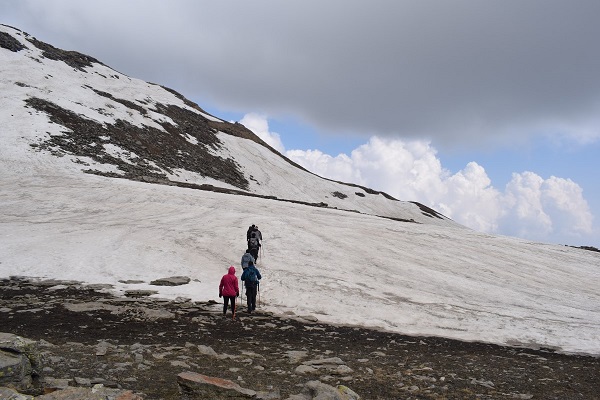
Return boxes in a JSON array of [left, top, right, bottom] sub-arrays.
[[219, 266, 239, 316]]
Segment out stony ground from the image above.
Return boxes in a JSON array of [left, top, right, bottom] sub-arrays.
[[1, 277, 598, 400]]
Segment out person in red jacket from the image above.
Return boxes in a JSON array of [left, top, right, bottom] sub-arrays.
[[219, 266, 239, 317]]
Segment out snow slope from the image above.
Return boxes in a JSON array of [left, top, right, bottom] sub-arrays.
[[0, 24, 454, 227], [1, 24, 599, 356]]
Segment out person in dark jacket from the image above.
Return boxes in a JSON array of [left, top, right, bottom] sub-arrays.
[[246, 224, 263, 241], [247, 232, 261, 263], [246, 224, 256, 240], [240, 261, 262, 313], [219, 266, 239, 317]]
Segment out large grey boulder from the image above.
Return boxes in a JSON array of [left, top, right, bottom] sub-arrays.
[[0, 333, 41, 391]]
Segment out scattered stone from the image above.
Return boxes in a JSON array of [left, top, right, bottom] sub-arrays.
[[35, 385, 143, 399], [149, 276, 190, 286], [124, 290, 158, 297], [177, 371, 256, 398], [0, 386, 34, 399], [297, 357, 354, 375], [284, 380, 360, 400], [197, 345, 218, 357], [0, 277, 596, 400], [95, 341, 113, 356], [285, 351, 308, 364]]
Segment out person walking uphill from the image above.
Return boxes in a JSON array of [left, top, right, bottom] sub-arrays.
[[240, 249, 255, 270], [241, 261, 261, 313], [219, 266, 239, 317], [247, 232, 261, 263], [246, 224, 262, 241]]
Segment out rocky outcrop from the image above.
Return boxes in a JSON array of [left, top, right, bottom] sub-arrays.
[[0, 333, 40, 391]]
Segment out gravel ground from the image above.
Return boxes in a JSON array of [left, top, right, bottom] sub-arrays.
[[1, 277, 598, 399]]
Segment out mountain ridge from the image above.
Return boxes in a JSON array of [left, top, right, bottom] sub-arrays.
[[1, 23, 452, 226]]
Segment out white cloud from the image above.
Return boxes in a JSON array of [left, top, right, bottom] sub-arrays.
[[499, 173, 594, 242], [286, 135, 594, 244], [239, 113, 285, 153]]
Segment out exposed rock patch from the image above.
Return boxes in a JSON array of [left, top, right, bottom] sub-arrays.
[[150, 276, 191, 286]]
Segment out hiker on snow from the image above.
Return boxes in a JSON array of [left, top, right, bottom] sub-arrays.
[[219, 266, 239, 317], [247, 232, 261, 263], [241, 249, 255, 270], [246, 224, 262, 241], [241, 260, 262, 313]]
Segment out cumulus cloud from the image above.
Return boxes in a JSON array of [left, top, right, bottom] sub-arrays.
[[283, 134, 594, 244]]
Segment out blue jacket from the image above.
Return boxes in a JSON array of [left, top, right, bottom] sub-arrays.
[[241, 265, 262, 288]]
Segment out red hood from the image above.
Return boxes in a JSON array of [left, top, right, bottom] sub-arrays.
[[228, 266, 236, 275]]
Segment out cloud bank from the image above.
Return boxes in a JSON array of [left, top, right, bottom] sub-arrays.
[[247, 114, 594, 245], [3, 0, 600, 147]]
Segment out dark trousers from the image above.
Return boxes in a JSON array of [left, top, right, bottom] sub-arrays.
[[223, 296, 236, 315], [245, 285, 257, 311], [249, 247, 259, 262]]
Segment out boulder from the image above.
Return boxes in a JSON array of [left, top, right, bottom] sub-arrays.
[[285, 380, 360, 400], [177, 371, 256, 399], [0, 333, 41, 390], [0, 386, 34, 399], [149, 276, 190, 286]]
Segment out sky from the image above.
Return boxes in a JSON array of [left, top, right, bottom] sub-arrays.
[[1, 0, 599, 246]]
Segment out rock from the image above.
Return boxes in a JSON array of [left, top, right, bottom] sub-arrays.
[[295, 365, 318, 374], [42, 377, 71, 391], [149, 276, 190, 286], [0, 333, 40, 390], [177, 371, 256, 398], [0, 386, 34, 399], [124, 290, 158, 297], [95, 341, 113, 356], [35, 385, 143, 399], [297, 357, 354, 375], [284, 380, 360, 400], [197, 345, 219, 357], [285, 351, 308, 364]]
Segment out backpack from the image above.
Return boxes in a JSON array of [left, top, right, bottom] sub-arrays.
[[245, 267, 258, 287], [248, 236, 259, 249]]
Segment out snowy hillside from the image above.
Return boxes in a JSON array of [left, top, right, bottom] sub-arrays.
[[0, 24, 454, 227], [1, 25, 599, 356]]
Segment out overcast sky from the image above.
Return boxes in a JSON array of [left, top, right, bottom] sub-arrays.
[[2, 0, 599, 246]]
